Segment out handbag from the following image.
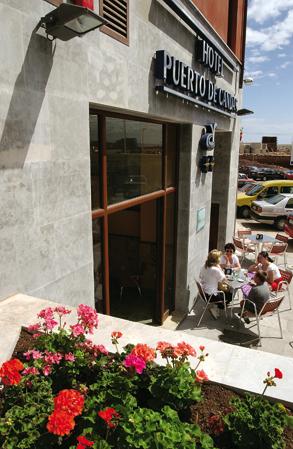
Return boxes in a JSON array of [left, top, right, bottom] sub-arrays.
[[218, 281, 229, 293]]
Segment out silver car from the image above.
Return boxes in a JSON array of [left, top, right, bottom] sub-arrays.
[[250, 193, 293, 230]]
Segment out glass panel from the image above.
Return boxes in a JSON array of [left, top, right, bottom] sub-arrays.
[[106, 118, 163, 204], [92, 218, 104, 312], [90, 114, 101, 210], [108, 203, 157, 324], [164, 195, 175, 313], [166, 125, 177, 187]]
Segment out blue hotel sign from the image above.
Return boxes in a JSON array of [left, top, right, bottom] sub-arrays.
[[155, 38, 238, 116]]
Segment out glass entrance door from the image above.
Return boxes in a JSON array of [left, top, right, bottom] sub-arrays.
[[90, 112, 178, 324]]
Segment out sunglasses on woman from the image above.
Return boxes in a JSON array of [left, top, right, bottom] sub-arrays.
[[226, 249, 233, 253]]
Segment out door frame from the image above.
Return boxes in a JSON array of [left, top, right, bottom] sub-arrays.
[[90, 110, 179, 324]]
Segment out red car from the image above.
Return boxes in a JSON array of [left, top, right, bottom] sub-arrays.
[[284, 214, 293, 238], [285, 170, 293, 180]]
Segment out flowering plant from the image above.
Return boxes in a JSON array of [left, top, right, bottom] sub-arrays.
[[0, 305, 214, 449]]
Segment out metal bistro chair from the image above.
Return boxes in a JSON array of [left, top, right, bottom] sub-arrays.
[[240, 295, 285, 346], [194, 280, 227, 327], [274, 268, 293, 310], [238, 229, 252, 242], [233, 236, 255, 263], [275, 233, 289, 244], [268, 242, 288, 267]]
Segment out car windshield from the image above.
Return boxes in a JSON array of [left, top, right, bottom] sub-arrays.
[[264, 194, 285, 205], [245, 184, 263, 196], [239, 182, 254, 191]]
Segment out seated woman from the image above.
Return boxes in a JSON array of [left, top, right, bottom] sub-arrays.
[[220, 243, 241, 270], [240, 271, 270, 320], [200, 250, 233, 317], [248, 251, 282, 291]]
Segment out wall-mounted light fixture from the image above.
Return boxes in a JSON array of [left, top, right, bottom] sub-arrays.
[[40, 3, 106, 41], [243, 77, 254, 85], [237, 108, 254, 116]]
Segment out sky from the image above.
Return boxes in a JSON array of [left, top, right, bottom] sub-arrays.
[[241, 0, 293, 144]]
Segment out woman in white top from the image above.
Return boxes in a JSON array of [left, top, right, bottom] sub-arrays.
[[200, 250, 233, 304], [220, 243, 241, 269], [248, 251, 283, 291]]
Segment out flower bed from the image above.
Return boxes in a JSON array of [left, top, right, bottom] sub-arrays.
[[0, 305, 293, 449]]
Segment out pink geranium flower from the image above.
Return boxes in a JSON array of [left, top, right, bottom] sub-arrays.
[[22, 367, 40, 376], [27, 323, 41, 332], [77, 304, 98, 334], [123, 354, 146, 374], [70, 324, 86, 337], [23, 349, 43, 361], [64, 353, 75, 362]]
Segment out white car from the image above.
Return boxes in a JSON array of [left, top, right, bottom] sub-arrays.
[[250, 193, 293, 230]]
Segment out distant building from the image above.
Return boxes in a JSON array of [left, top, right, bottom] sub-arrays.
[[262, 136, 277, 151]]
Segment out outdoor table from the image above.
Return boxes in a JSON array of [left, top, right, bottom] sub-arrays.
[[226, 272, 251, 317], [247, 234, 277, 260]]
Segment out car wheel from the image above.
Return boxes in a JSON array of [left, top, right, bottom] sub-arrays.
[[275, 217, 286, 231], [240, 206, 251, 219]]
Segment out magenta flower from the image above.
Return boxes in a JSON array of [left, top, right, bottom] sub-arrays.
[[123, 354, 146, 374]]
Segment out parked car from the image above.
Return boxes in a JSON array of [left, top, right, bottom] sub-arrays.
[[250, 167, 285, 181], [250, 193, 293, 230], [284, 214, 293, 238], [238, 181, 257, 192], [237, 180, 293, 218], [238, 173, 255, 188], [285, 170, 293, 180], [243, 165, 261, 177]]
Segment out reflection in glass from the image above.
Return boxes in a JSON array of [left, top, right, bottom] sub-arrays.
[[106, 118, 163, 204], [90, 114, 101, 209], [92, 218, 103, 312]]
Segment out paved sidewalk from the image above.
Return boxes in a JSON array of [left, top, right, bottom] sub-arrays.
[[178, 219, 293, 358]]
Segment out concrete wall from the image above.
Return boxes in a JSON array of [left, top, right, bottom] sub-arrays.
[[0, 0, 94, 305], [0, 0, 242, 311]]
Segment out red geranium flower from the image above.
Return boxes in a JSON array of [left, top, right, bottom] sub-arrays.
[[76, 435, 94, 448], [274, 368, 283, 379], [54, 389, 85, 417], [98, 407, 120, 428], [0, 358, 24, 386], [131, 344, 156, 362], [47, 410, 75, 436], [195, 369, 209, 383], [111, 331, 122, 339]]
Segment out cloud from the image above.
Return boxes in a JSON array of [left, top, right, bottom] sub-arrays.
[[280, 61, 291, 68], [278, 53, 287, 57], [246, 6, 293, 52], [248, 0, 293, 24], [247, 55, 269, 64]]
